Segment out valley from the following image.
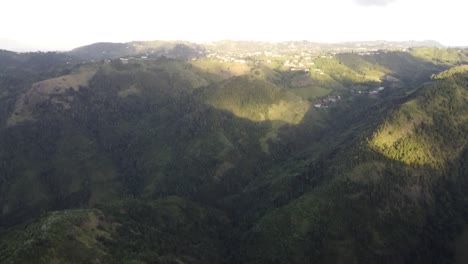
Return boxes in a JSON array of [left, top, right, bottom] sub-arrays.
[[0, 40, 467, 263]]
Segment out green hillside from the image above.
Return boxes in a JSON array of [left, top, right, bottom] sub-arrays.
[[237, 66, 468, 264], [69, 41, 205, 61], [0, 44, 467, 264]]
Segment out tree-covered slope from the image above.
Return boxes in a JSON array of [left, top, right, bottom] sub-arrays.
[[237, 67, 468, 264], [0, 46, 467, 264]]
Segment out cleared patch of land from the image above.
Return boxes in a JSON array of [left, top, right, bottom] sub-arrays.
[[7, 67, 96, 126]]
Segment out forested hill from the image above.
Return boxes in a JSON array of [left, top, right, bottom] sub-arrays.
[[67, 40, 444, 60], [0, 44, 467, 264]]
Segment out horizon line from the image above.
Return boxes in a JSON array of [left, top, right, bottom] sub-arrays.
[[3, 38, 467, 53]]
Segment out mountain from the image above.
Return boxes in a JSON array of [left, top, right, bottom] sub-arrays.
[[69, 41, 205, 61], [238, 65, 468, 264], [67, 40, 444, 61], [0, 42, 467, 264]]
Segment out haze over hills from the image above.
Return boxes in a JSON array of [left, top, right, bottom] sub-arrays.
[[0, 39, 467, 264], [68, 40, 444, 60]]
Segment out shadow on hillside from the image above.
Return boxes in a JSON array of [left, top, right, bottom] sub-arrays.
[[0, 52, 452, 229], [351, 51, 448, 85]]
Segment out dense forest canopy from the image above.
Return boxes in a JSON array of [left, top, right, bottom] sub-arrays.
[[0, 41, 467, 264]]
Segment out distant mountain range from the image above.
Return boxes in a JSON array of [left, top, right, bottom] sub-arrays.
[[66, 40, 444, 61], [0, 39, 444, 54]]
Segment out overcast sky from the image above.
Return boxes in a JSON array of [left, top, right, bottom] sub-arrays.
[[0, 0, 466, 51]]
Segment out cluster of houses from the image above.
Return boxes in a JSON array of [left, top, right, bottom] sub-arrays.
[[314, 85, 388, 109], [202, 50, 324, 71], [370, 87, 386, 94], [314, 95, 342, 108], [357, 52, 377, 56], [314, 69, 325, 75], [119, 57, 147, 64], [279, 52, 322, 72], [313, 86, 387, 110], [350, 86, 385, 95], [203, 50, 283, 64], [205, 53, 248, 63], [197, 50, 334, 75]]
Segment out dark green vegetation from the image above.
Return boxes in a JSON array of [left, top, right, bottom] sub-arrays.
[[0, 42, 467, 263]]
